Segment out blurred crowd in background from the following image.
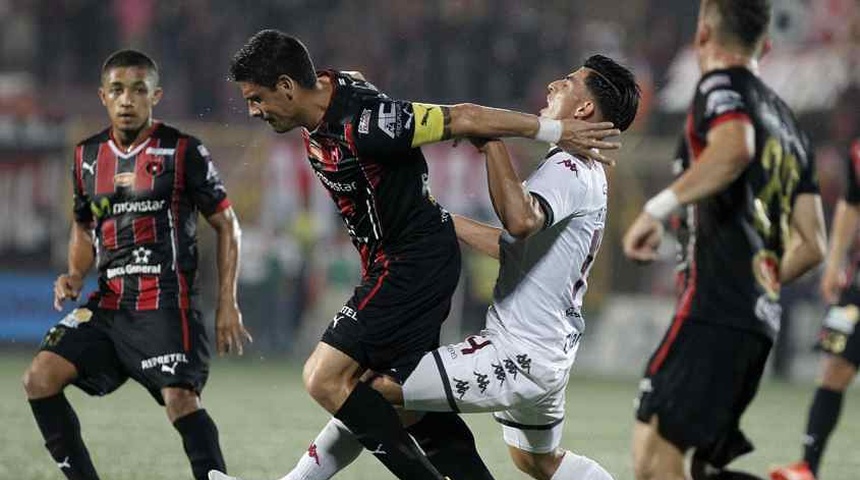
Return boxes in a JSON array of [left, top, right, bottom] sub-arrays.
[[0, 0, 858, 377]]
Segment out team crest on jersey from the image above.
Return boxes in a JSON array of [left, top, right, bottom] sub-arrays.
[[752, 250, 780, 300], [114, 172, 135, 189], [144, 157, 165, 177]]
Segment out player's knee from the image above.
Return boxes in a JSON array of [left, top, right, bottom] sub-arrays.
[[303, 360, 341, 407], [163, 387, 200, 422], [632, 455, 657, 480], [509, 449, 558, 480], [368, 374, 405, 406], [22, 356, 71, 399], [819, 355, 857, 390]]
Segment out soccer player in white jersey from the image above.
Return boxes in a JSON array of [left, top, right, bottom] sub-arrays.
[[210, 55, 638, 480]]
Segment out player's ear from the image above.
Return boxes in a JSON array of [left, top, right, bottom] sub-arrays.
[[574, 101, 595, 121], [759, 36, 772, 59], [696, 20, 711, 48], [276, 74, 296, 100], [151, 86, 163, 106], [98, 87, 107, 107]]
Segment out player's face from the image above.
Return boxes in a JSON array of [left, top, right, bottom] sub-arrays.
[[238, 81, 296, 133], [99, 67, 161, 133], [541, 68, 592, 120]]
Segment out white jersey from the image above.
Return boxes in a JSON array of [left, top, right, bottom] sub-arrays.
[[486, 147, 607, 364]]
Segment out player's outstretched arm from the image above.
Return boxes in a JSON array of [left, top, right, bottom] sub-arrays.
[[452, 214, 502, 259], [780, 194, 826, 284], [473, 139, 545, 239], [819, 200, 860, 302], [53, 222, 94, 311], [206, 207, 252, 355]]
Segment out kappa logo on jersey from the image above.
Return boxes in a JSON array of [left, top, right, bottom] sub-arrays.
[[491, 363, 506, 386], [59, 308, 93, 329], [141, 352, 188, 370], [503, 358, 518, 380], [358, 108, 372, 134], [556, 158, 580, 176], [515, 354, 532, 374], [474, 371, 490, 394], [114, 172, 135, 189], [377, 102, 398, 138], [453, 377, 470, 399], [705, 89, 745, 118]]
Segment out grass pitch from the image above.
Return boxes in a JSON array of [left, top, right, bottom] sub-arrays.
[[2, 353, 858, 480]]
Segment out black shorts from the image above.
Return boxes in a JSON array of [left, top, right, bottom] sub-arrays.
[[635, 321, 771, 464], [817, 285, 860, 367], [321, 224, 461, 383], [39, 304, 211, 405]]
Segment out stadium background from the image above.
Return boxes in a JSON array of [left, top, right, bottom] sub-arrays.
[[0, 0, 858, 479]]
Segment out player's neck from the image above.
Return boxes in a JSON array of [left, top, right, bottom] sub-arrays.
[[111, 120, 155, 152], [304, 75, 335, 130], [700, 47, 759, 76]]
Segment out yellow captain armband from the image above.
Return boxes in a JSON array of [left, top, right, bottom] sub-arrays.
[[411, 103, 446, 148]]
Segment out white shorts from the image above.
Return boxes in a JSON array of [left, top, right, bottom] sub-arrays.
[[402, 330, 573, 453]]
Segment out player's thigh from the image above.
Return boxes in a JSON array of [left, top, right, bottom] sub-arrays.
[[111, 308, 211, 405], [403, 332, 552, 413], [635, 321, 770, 454], [34, 306, 128, 398], [320, 238, 460, 384]]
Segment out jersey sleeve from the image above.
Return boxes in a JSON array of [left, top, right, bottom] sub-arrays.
[[525, 152, 586, 227], [351, 98, 448, 156], [71, 145, 93, 224], [184, 138, 231, 217], [845, 140, 860, 204], [692, 72, 751, 136]]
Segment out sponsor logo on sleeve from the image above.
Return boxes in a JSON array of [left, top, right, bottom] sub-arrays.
[[698, 73, 731, 94], [197, 144, 210, 157], [358, 108, 371, 134], [705, 89, 745, 118], [377, 103, 397, 138]]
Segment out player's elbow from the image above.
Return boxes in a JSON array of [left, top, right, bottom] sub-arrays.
[[505, 214, 541, 239], [448, 103, 482, 137]]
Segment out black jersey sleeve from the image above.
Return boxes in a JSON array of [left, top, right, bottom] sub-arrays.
[[184, 138, 230, 217], [692, 72, 750, 136], [72, 145, 93, 224], [351, 98, 449, 157]]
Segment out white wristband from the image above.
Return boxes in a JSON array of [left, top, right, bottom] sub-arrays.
[[535, 118, 562, 144], [643, 189, 680, 221]]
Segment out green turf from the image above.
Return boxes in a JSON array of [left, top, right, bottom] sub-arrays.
[[2, 353, 858, 480]]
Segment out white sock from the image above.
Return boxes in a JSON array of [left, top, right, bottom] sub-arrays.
[[281, 418, 364, 480], [550, 451, 614, 480]]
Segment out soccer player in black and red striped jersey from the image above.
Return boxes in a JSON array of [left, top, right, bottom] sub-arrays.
[[623, 1, 826, 480], [770, 137, 860, 480], [222, 30, 620, 480], [21, 50, 251, 480]]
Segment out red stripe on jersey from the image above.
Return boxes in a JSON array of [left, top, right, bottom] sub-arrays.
[[212, 198, 232, 215], [172, 138, 190, 309], [134, 139, 159, 192], [136, 276, 159, 310], [99, 276, 123, 309], [685, 112, 706, 160], [179, 307, 191, 352], [133, 216, 156, 244], [95, 142, 117, 195], [709, 112, 752, 131], [74, 145, 85, 193], [358, 254, 390, 310], [101, 219, 118, 249], [649, 213, 698, 375]]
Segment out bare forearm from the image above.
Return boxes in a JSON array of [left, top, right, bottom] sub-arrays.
[[452, 214, 501, 259], [669, 153, 747, 205], [824, 200, 860, 272], [448, 104, 540, 140], [780, 241, 824, 284], [482, 141, 544, 238], [68, 223, 95, 277], [214, 213, 241, 306]]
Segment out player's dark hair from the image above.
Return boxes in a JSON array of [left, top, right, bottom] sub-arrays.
[[583, 55, 640, 132], [706, 0, 772, 52], [229, 29, 317, 89], [102, 49, 159, 85]]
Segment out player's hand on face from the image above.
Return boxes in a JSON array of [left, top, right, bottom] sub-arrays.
[[623, 212, 664, 264], [557, 120, 621, 166], [215, 302, 253, 356], [53, 273, 83, 311], [820, 265, 845, 305]]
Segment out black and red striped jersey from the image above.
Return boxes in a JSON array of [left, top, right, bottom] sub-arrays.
[[303, 71, 452, 269], [72, 122, 230, 311], [672, 67, 818, 340]]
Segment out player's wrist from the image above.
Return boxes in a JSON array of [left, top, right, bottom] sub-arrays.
[[535, 118, 562, 144], [643, 189, 680, 221]]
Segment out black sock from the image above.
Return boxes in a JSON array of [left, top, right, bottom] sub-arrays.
[[334, 381, 443, 480], [29, 393, 100, 480], [407, 412, 494, 480], [173, 409, 226, 480], [803, 387, 844, 476]]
